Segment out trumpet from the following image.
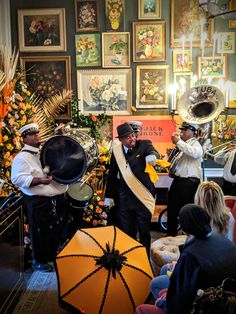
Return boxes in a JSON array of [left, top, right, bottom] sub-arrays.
[[205, 140, 236, 157]]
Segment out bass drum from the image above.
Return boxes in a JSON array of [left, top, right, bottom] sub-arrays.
[[67, 181, 94, 208], [40, 131, 98, 184]]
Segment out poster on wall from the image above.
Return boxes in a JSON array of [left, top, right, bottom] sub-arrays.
[[112, 115, 182, 158]]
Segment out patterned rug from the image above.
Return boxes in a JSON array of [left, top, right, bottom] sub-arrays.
[[13, 270, 68, 314]]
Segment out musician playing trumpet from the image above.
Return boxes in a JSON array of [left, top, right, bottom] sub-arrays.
[[167, 122, 204, 236], [214, 142, 236, 196]]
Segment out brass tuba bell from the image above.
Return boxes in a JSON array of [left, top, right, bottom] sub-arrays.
[[178, 85, 225, 124]]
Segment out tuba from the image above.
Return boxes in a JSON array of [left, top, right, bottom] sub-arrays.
[[178, 85, 225, 124]]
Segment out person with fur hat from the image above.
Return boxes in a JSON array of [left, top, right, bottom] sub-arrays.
[[105, 122, 160, 253], [167, 122, 203, 236], [135, 204, 236, 314], [11, 123, 69, 272]]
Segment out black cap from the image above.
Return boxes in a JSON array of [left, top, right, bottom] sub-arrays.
[[179, 122, 199, 133], [117, 123, 134, 138]]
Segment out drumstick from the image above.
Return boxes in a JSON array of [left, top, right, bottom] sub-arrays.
[[80, 172, 94, 187]]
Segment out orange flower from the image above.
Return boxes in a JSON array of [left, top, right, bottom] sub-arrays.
[[98, 201, 105, 206], [91, 115, 97, 122]]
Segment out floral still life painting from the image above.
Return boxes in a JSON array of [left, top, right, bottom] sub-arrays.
[[217, 32, 235, 54], [105, 0, 125, 31], [133, 21, 166, 62], [102, 32, 130, 67], [136, 65, 169, 109], [212, 115, 236, 149], [197, 56, 227, 80], [75, 0, 99, 32], [18, 8, 66, 52], [77, 69, 131, 115], [138, 0, 161, 19], [75, 34, 101, 67]]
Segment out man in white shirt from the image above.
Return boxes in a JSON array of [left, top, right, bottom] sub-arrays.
[[11, 123, 68, 272], [167, 122, 203, 236], [214, 146, 236, 196]]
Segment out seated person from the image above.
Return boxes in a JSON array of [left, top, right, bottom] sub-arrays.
[[136, 204, 236, 314]]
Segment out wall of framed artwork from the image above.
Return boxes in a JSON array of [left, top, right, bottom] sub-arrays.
[[217, 32, 235, 54], [75, 0, 99, 32], [133, 21, 166, 62], [17, 8, 66, 52], [138, 0, 161, 20], [136, 65, 169, 109], [170, 0, 214, 48], [20, 56, 71, 119], [75, 33, 101, 67], [102, 32, 130, 68], [197, 55, 228, 80], [172, 50, 191, 72], [77, 69, 132, 115]]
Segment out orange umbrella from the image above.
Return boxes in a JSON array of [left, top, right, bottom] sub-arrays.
[[55, 226, 154, 314]]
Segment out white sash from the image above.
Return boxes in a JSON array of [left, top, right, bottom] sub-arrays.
[[113, 141, 155, 214]]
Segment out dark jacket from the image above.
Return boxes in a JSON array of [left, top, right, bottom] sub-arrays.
[[165, 233, 236, 314], [105, 139, 159, 205]]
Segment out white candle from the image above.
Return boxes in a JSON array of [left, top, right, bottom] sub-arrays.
[[169, 84, 176, 111], [200, 18, 205, 47], [181, 35, 186, 64], [212, 32, 218, 61], [189, 33, 194, 63], [225, 83, 229, 108], [221, 34, 225, 63], [201, 32, 207, 60]]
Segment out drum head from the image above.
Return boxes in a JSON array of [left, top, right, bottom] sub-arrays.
[[40, 135, 87, 184], [67, 182, 93, 202]]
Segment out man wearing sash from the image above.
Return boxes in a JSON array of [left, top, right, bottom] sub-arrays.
[[105, 122, 160, 253], [11, 123, 68, 272], [167, 122, 203, 236]]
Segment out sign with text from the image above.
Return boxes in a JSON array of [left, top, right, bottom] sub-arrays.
[[113, 116, 182, 157]]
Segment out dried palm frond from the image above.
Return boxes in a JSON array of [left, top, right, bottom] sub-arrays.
[[0, 70, 5, 88], [0, 46, 19, 92]]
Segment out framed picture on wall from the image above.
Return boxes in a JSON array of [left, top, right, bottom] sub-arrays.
[[20, 56, 71, 119], [102, 32, 130, 68], [136, 65, 169, 109], [173, 72, 193, 111], [229, 0, 236, 28], [217, 32, 235, 54], [138, 0, 161, 20], [17, 8, 66, 52], [75, 0, 99, 32], [133, 21, 166, 62], [170, 0, 214, 48], [197, 55, 228, 80], [75, 34, 101, 67], [172, 50, 191, 72], [228, 81, 236, 108], [77, 69, 132, 115], [105, 0, 125, 32]]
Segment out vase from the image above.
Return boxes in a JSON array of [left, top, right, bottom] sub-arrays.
[[144, 44, 153, 58], [81, 49, 89, 63], [112, 53, 122, 65], [111, 18, 120, 30]]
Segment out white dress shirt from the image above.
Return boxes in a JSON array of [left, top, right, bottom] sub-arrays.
[[11, 144, 68, 196], [214, 149, 236, 183], [174, 137, 203, 179]]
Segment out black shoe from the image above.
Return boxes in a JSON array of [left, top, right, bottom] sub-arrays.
[[32, 260, 53, 272]]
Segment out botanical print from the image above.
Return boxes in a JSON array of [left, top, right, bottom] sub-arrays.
[[197, 56, 227, 79], [77, 69, 131, 115], [138, 0, 161, 19], [171, 0, 214, 47], [136, 65, 169, 109], [75, 0, 98, 32], [105, 0, 125, 31], [102, 32, 130, 67], [75, 34, 101, 67], [217, 32, 235, 54], [133, 21, 166, 62]]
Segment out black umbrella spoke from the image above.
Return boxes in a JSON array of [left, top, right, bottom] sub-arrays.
[[79, 229, 106, 253], [123, 262, 153, 280], [99, 269, 111, 314], [118, 270, 136, 311], [112, 225, 117, 251], [61, 265, 104, 299], [57, 254, 101, 259], [121, 244, 144, 256]]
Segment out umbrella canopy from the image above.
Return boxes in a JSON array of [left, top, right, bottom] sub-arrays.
[[55, 225, 154, 314]]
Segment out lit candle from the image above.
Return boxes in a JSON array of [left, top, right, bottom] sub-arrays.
[[225, 82, 229, 108], [189, 33, 194, 63], [201, 32, 207, 60], [200, 18, 205, 47], [212, 32, 218, 61], [169, 84, 176, 111], [181, 35, 186, 64], [221, 34, 225, 63]]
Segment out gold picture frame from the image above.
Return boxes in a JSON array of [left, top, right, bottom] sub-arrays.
[[197, 55, 228, 80], [17, 8, 66, 52], [133, 21, 166, 62], [20, 56, 71, 119], [173, 72, 193, 111], [102, 32, 130, 68], [75, 0, 99, 32], [77, 69, 132, 115], [229, 0, 236, 28], [170, 0, 214, 48], [136, 65, 169, 109], [138, 0, 161, 20], [172, 50, 191, 72], [228, 81, 236, 108]]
